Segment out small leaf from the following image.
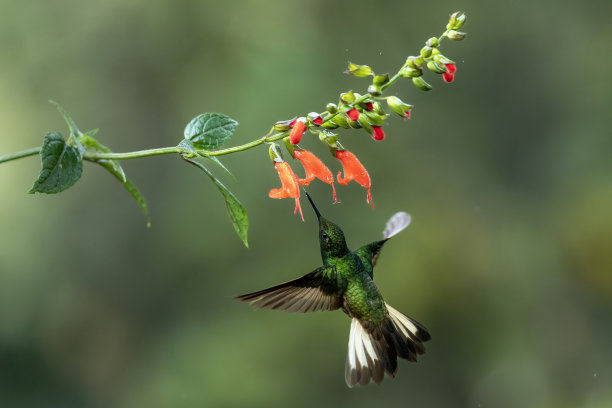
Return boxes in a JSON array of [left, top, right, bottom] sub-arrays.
[[79, 133, 150, 226], [182, 157, 248, 247], [50, 100, 85, 157], [30, 133, 83, 194], [184, 113, 238, 150]]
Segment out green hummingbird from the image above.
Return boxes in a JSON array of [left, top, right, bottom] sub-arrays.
[[236, 193, 430, 387]]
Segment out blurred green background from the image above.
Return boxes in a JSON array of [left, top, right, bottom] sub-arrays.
[[1, 0, 611, 407]]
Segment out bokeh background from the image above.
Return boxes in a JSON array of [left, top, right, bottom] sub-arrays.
[[1, 0, 611, 407]]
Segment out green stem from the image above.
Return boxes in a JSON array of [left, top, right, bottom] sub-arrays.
[[0, 147, 41, 164], [0, 26, 453, 165]]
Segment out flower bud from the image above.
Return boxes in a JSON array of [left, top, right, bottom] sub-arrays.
[[346, 108, 360, 122], [427, 60, 447, 74], [274, 117, 297, 132], [372, 126, 385, 141], [373, 74, 389, 86], [447, 11, 466, 30], [326, 103, 338, 114], [341, 91, 356, 104], [283, 136, 296, 157], [321, 120, 339, 130], [434, 54, 455, 66], [386, 96, 413, 119], [357, 115, 373, 134], [345, 62, 373, 77], [367, 84, 382, 96], [307, 112, 323, 126], [412, 76, 433, 91], [363, 109, 385, 126], [289, 117, 307, 144], [400, 66, 421, 78], [426, 37, 440, 48], [269, 143, 283, 162], [447, 30, 467, 41], [329, 114, 349, 129], [420, 46, 433, 58], [413, 56, 425, 69]]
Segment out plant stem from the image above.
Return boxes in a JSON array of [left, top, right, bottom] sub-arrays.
[[83, 146, 182, 160], [0, 147, 41, 164]]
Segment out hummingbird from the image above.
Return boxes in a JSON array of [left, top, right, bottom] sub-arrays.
[[236, 193, 430, 387]]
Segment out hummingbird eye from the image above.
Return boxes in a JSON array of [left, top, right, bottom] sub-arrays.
[[321, 230, 330, 241]]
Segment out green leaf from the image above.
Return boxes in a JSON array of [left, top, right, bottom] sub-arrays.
[[30, 133, 83, 194], [182, 157, 248, 247], [184, 113, 238, 150], [79, 133, 150, 226], [50, 100, 85, 157]]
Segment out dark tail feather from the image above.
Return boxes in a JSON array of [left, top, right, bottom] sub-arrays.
[[345, 304, 430, 387]]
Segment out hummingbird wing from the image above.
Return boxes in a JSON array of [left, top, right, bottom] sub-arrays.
[[235, 265, 342, 313], [355, 212, 412, 274]]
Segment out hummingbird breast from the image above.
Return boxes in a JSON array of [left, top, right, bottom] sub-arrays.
[[341, 256, 388, 325]]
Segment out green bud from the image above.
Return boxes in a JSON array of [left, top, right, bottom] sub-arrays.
[[447, 11, 467, 30], [321, 120, 339, 130], [447, 30, 467, 41], [373, 73, 389, 86], [400, 66, 422, 78], [412, 76, 433, 91], [367, 84, 382, 96], [357, 115, 373, 134], [269, 143, 283, 162], [413, 56, 425, 69], [363, 109, 385, 126], [386, 96, 413, 118], [420, 46, 433, 58], [341, 91, 356, 103], [406, 57, 416, 69], [427, 60, 447, 74], [283, 137, 295, 157], [426, 37, 440, 48], [434, 54, 455, 65], [274, 117, 296, 132], [431, 48, 440, 56], [345, 61, 373, 77], [371, 101, 385, 115], [331, 114, 350, 129], [326, 103, 338, 114]]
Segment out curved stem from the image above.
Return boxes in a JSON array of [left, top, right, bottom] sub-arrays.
[[83, 146, 182, 160], [0, 147, 41, 164]]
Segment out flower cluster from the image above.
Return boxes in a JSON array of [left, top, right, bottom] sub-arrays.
[[267, 11, 466, 218]]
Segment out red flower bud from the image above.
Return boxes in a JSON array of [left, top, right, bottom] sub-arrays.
[[289, 118, 307, 144], [346, 108, 359, 121], [365, 102, 374, 111], [293, 149, 337, 202], [372, 126, 385, 141], [335, 150, 373, 207], [445, 63, 457, 73], [269, 161, 303, 220], [313, 117, 323, 126], [442, 72, 454, 83]]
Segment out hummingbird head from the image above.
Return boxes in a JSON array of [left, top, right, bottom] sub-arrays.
[[305, 192, 349, 259]]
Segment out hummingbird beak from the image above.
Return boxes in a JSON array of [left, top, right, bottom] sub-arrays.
[[305, 192, 321, 220]]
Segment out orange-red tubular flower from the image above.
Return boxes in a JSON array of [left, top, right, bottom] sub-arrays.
[[269, 161, 304, 220], [335, 150, 373, 207], [293, 149, 337, 202], [289, 118, 307, 144]]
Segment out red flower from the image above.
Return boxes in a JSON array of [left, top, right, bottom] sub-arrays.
[[269, 161, 304, 220], [289, 118, 307, 144], [442, 63, 456, 83], [372, 126, 385, 141], [293, 149, 337, 202], [335, 150, 373, 206], [313, 116, 323, 126], [365, 102, 374, 110], [346, 108, 359, 121]]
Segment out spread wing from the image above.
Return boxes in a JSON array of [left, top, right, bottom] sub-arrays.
[[235, 265, 341, 313], [356, 212, 412, 276]]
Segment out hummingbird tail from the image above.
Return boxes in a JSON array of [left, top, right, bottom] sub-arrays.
[[345, 304, 430, 387]]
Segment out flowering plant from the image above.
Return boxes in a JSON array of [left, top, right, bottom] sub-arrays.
[[0, 12, 467, 247]]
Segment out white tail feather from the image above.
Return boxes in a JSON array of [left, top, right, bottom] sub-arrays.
[[383, 212, 411, 239]]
